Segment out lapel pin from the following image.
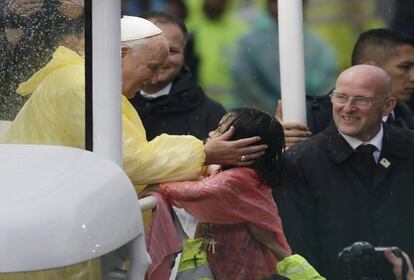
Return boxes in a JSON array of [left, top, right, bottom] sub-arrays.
[[379, 158, 391, 168]]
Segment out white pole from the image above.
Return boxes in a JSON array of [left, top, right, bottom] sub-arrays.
[[92, 0, 122, 166], [92, 1, 129, 278], [278, 0, 307, 124]]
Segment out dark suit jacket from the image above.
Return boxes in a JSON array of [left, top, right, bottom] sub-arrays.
[[388, 102, 414, 130], [129, 67, 226, 141], [275, 123, 414, 279]]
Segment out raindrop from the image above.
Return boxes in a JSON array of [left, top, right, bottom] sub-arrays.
[[1, 0, 85, 121]]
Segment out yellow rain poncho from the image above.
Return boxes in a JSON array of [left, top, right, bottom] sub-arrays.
[[3, 46, 206, 185], [1, 46, 206, 280]]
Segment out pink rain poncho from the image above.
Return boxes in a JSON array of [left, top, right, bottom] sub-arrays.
[[160, 167, 291, 280]]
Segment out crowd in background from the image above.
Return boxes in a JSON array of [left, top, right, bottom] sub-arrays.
[[2, 0, 414, 279], [1, 0, 414, 120], [119, 0, 414, 111]]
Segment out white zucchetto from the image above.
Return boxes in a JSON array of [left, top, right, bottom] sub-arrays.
[[121, 16, 162, 42]]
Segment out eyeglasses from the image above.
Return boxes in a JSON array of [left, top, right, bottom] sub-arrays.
[[330, 92, 377, 107]]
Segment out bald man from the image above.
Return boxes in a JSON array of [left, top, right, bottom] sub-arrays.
[[282, 28, 414, 147], [277, 65, 414, 279]]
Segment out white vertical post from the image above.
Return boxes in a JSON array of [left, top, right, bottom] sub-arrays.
[[278, 0, 307, 124], [92, 0, 122, 166], [92, 1, 127, 277]]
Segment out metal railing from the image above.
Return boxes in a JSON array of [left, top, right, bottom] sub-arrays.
[[139, 195, 157, 212]]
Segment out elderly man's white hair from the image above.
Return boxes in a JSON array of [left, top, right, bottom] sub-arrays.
[[121, 16, 163, 55]]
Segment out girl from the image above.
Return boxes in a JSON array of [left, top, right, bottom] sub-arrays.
[[160, 108, 291, 279]]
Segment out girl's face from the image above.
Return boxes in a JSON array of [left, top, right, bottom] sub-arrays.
[[207, 113, 236, 140]]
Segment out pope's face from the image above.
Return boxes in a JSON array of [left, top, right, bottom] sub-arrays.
[[121, 36, 168, 98]]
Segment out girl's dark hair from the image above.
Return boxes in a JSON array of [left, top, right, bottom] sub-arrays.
[[220, 107, 285, 189]]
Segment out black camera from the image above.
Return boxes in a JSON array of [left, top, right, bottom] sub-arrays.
[[338, 241, 400, 280]]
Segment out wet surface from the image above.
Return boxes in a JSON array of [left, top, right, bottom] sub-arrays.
[[0, 0, 84, 120]]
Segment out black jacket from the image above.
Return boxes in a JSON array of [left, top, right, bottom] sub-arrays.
[[306, 94, 333, 134], [275, 123, 414, 279], [129, 68, 226, 141], [387, 101, 414, 129]]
